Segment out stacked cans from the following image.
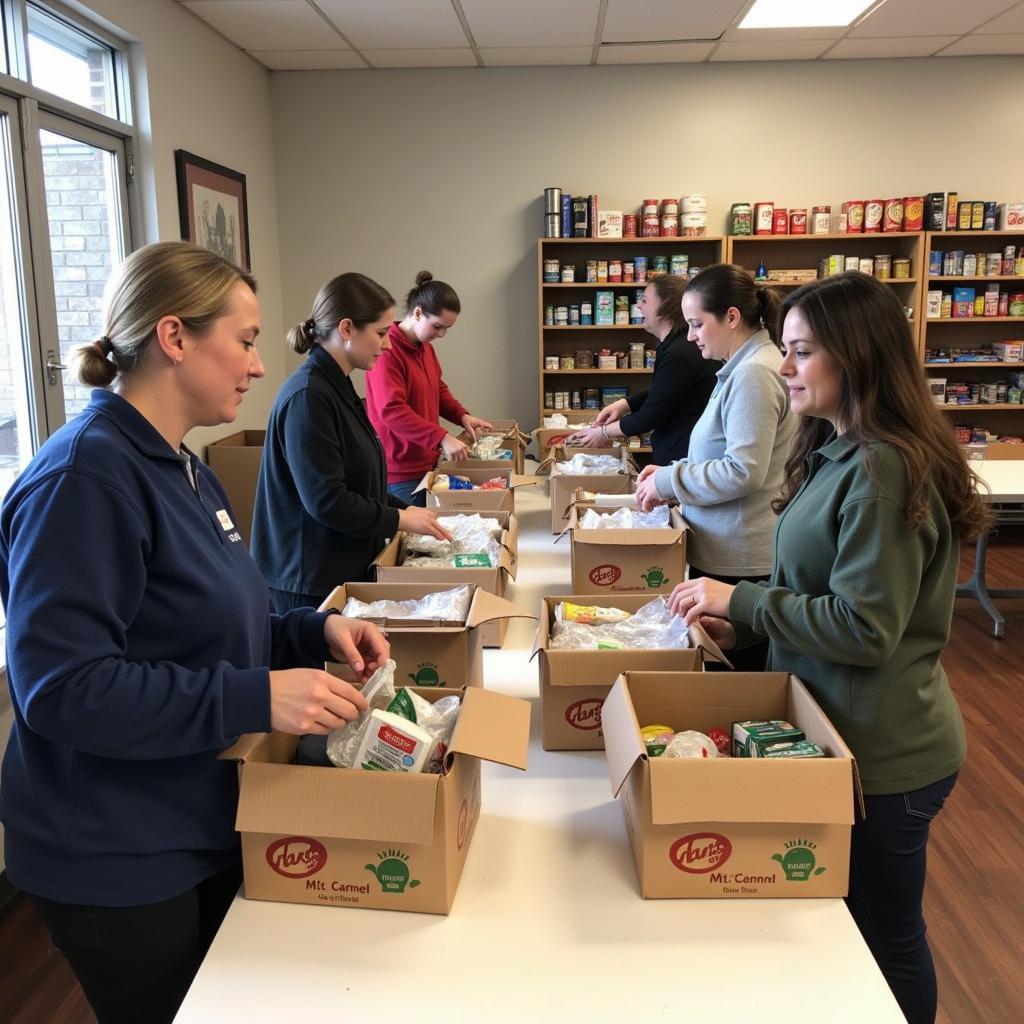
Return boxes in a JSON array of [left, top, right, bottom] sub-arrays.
[[544, 187, 562, 238]]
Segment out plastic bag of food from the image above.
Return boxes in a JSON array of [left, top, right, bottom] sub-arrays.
[[388, 689, 461, 774], [341, 585, 473, 624], [477, 477, 507, 490], [549, 597, 690, 651], [555, 601, 630, 625], [579, 506, 671, 530], [401, 514, 502, 569], [663, 730, 719, 759], [325, 659, 398, 768], [553, 453, 623, 476]]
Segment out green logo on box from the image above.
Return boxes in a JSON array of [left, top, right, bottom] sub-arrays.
[[365, 849, 421, 893], [641, 566, 667, 588], [408, 662, 442, 687], [771, 839, 826, 881]]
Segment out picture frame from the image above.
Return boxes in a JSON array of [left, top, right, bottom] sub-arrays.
[[174, 149, 251, 270]]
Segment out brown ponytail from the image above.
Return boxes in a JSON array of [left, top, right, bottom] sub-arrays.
[[289, 273, 395, 355], [684, 263, 782, 344]]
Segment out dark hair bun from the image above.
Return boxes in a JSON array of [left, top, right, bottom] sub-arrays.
[[415, 270, 433, 287]]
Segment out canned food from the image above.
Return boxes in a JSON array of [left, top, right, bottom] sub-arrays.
[[543, 258, 560, 282], [812, 205, 831, 234], [974, 296, 986, 316], [903, 196, 924, 231], [984, 201, 997, 231], [634, 256, 649, 283], [645, 349, 656, 368], [730, 203, 752, 235], [754, 202, 774, 235], [652, 256, 669, 276], [1010, 294, 1024, 317], [544, 391, 554, 409], [660, 214, 679, 237], [597, 260, 608, 283], [859, 257, 874, 275], [580, 302, 593, 325], [623, 214, 637, 237], [670, 254, 689, 276], [893, 258, 911, 279], [999, 292, 1009, 315], [544, 213, 561, 238], [1017, 257, 1024, 276], [544, 304, 554, 325], [569, 305, 581, 325], [1002, 245, 1016, 275], [641, 214, 661, 237], [623, 261, 634, 283], [925, 193, 946, 231], [544, 355, 559, 369], [883, 198, 904, 232], [845, 200, 865, 233], [789, 209, 807, 234], [773, 208, 789, 234], [553, 391, 566, 410], [986, 253, 1003, 276], [575, 348, 593, 368], [555, 305, 569, 324], [874, 254, 892, 279], [642, 199, 659, 217], [864, 200, 884, 233], [586, 259, 598, 282], [682, 194, 707, 213], [608, 259, 623, 283], [560, 354, 575, 369], [571, 390, 582, 409], [561, 264, 575, 283], [661, 198, 679, 216]]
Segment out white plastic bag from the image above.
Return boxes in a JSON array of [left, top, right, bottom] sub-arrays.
[[325, 659, 398, 768], [553, 453, 623, 476], [579, 506, 670, 530], [549, 597, 690, 651], [401, 514, 502, 569], [341, 585, 472, 623]]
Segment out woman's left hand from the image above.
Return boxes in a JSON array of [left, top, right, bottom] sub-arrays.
[[461, 414, 494, 442], [634, 471, 666, 512], [564, 427, 610, 448], [324, 616, 390, 683], [668, 578, 735, 624]]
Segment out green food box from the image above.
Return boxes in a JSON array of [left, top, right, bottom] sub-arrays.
[[732, 719, 804, 757], [760, 740, 826, 759]]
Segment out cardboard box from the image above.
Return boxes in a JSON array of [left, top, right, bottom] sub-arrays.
[[539, 447, 636, 533], [530, 420, 594, 462], [372, 513, 518, 648], [205, 430, 265, 545], [319, 583, 531, 691], [417, 468, 537, 514], [452, 419, 529, 473], [531, 594, 729, 750], [566, 503, 688, 594], [603, 671, 860, 899], [223, 686, 530, 915]]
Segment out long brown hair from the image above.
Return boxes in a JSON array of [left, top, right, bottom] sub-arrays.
[[773, 272, 990, 540]]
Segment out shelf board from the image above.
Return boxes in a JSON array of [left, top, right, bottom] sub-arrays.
[[541, 236, 724, 244], [753, 277, 917, 287], [926, 230, 1024, 239], [926, 276, 1024, 283], [924, 317, 1024, 324], [925, 362, 1024, 369], [544, 324, 648, 330], [542, 282, 652, 288], [730, 231, 922, 241], [543, 368, 653, 375], [937, 403, 1022, 411]]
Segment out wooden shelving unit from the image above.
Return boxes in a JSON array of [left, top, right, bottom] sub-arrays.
[[536, 235, 726, 428], [921, 230, 1024, 455]]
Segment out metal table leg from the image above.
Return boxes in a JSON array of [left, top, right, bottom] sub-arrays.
[[955, 528, 1024, 639]]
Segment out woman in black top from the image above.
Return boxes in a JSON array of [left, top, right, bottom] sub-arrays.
[[251, 273, 451, 613], [567, 274, 720, 464]]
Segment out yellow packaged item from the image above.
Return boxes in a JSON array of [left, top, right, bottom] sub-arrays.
[[640, 724, 675, 757], [556, 601, 630, 626]]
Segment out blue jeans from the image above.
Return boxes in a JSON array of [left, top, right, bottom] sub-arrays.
[[388, 478, 426, 507], [846, 772, 958, 1024]]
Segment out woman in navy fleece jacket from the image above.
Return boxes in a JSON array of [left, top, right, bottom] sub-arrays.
[[0, 242, 386, 1024]]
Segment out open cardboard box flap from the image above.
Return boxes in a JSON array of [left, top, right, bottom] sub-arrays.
[[603, 676, 647, 797], [446, 686, 530, 772]]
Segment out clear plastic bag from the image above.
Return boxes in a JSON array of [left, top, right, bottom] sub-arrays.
[[549, 597, 690, 651], [553, 453, 624, 476], [663, 731, 719, 759], [388, 689, 461, 774], [325, 659, 398, 768], [341, 585, 473, 624], [401, 514, 502, 569], [579, 506, 670, 530]]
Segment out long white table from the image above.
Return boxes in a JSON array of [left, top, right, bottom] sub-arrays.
[[956, 460, 1024, 638], [176, 484, 904, 1023]]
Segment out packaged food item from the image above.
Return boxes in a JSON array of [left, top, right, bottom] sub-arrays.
[[663, 730, 718, 759], [353, 709, 434, 772], [641, 724, 675, 757], [556, 602, 631, 625], [385, 688, 461, 774], [551, 597, 689, 651], [478, 477, 508, 490], [732, 719, 805, 757], [578, 506, 670, 530], [326, 660, 399, 768], [707, 727, 731, 757], [341, 585, 472, 623], [760, 740, 826, 759]]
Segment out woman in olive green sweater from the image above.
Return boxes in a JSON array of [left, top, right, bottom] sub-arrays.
[[670, 272, 989, 1024]]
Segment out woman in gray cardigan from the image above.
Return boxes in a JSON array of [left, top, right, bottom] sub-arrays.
[[635, 264, 795, 670]]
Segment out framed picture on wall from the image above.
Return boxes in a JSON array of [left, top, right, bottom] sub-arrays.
[[174, 150, 251, 270]]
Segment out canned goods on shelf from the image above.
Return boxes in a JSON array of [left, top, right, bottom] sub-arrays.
[[845, 200, 865, 233], [597, 260, 609, 283], [754, 202, 774, 235], [652, 256, 669, 276], [893, 258, 911, 279], [903, 197, 924, 231], [864, 200, 883, 233], [544, 355, 559, 370], [984, 202, 998, 231], [544, 213, 561, 238], [789, 208, 807, 234], [544, 304, 554, 325], [859, 257, 874, 275], [811, 205, 831, 234], [555, 306, 569, 324], [928, 251, 942, 276], [559, 354, 575, 369], [634, 256, 649, 283], [543, 258, 560, 282], [608, 259, 623, 283], [569, 305, 581, 325], [544, 391, 554, 408], [561, 265, 575, 283], [580, 302, 593, 325], [731, 203, 752, 236], [585, 259, 598, 282], [772, 208, 789, 234], [623, 261, 635, 283], [623, 214, 638, 237], [883, 198, 904, 232], [874, 255, 892, 279], [670, 254, 689, 276]]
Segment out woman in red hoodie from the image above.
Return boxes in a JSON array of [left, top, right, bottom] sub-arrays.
[[366, 271, 491, 506]]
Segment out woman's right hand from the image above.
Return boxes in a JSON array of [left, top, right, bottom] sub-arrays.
[[268, 669, 369, 735], [440, 434, 469, 462], [399, 506, 455, 541], [594, 398, 629, 426], [696, 616, 737, 651]]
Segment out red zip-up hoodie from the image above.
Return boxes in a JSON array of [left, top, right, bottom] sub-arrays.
[[365, 322, 469, 482]]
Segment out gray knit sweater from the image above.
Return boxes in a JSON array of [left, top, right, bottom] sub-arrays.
[[654, 330, 795, 576]]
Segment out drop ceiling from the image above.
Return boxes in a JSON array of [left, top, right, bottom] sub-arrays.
[[179, 0, 1024, 70]]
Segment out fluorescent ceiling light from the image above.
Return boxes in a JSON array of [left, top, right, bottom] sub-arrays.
[[739, 0, 874, 29]]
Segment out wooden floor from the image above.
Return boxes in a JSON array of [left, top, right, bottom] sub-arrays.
[[1, 535, 1022, 1024]]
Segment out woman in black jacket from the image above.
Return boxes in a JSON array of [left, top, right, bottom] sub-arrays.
[[251, 273, 451, 613], [567, 274, 720, 464]]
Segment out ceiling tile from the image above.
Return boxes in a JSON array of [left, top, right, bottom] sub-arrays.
[[827, 35, 960, 58], [479, 46, 593, 66], [362, 48, 478, 68], [711, 39, 832, 61], [602, 0, 742, 44], [597, 40, 714, 63], [937, 32, 1024, 54], [316, 0, 468, 49], [974, 3, 1024, 32], [848, 0, 1019, 38], [183, 1, 341, 50], [248, 49, 366, 70], [723, 26, 847, 40], [461, 0, 599, 47]]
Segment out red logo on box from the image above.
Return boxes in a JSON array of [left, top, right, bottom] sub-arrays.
[[380, 724, 416, 754], [549, 433, 572, 447], [266, 836, 328, 879], [589, 564, 622, 587], [669, 832, 732, 874], [565, 698, 604, 730]]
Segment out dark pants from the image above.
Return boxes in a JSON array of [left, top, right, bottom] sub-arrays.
[[688, 566, 770, 672], [268, 587, 325, 615], [847, 772, 958, 1024], [388, 478, 426, 507], [32, 862, 242, 1024]]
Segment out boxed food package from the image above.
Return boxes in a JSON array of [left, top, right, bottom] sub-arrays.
[[531, 594, 729, 750], [416, 467, 538, 514], [603, 671, 860, 899], [993, 341, 1024, 362], [204, 429, 265, 545], [565, 502, 688, 594], [318, 583, 532, 691], [538, 446, 636, 533], [223, 686, 530, 915], [372, 512, 518, 648]]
